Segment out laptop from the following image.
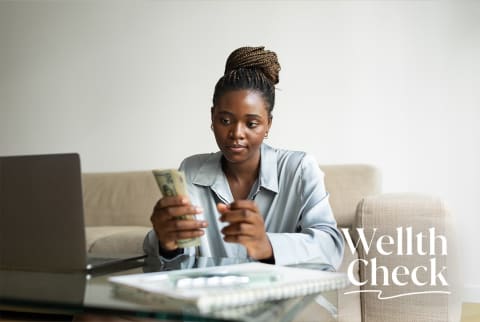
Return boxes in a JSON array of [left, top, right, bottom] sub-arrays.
[[0, 153, 146, 273]]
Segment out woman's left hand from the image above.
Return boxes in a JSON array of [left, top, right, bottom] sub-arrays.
[[217, 201, 273, 261]]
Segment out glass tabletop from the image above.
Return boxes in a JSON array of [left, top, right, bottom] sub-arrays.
[[0, 255, 339, 322]]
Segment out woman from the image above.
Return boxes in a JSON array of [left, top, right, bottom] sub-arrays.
[[145, 46, 344, 268]]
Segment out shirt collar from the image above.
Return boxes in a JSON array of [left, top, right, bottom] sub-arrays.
[[258, 143, 279, 193], [191, 143, 279, 194]]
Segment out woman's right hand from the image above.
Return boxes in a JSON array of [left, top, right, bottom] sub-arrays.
[[150, 196, 207, 251]]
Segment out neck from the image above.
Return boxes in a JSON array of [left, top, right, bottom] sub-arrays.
[[222, 153, 260, 184]]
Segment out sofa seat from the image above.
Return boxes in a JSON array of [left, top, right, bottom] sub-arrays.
[[86, 226, 151, 255]]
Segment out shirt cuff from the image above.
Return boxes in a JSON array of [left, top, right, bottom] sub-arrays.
[[158, 242, 184, 260]]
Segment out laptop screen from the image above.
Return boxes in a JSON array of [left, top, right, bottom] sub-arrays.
[[0, 153, 87, 272]]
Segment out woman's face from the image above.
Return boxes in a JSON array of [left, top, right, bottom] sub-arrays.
[[212, 90, 272, 165]]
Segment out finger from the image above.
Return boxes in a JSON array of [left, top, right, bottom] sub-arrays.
[[167, 229, 206, 240], [162, 218, 208, 233], [154, 216, 207, 235], [164, 205, 203, 218], [216, 203, 229, 214], [223, 234, 252, 244], [228, 200, 259, 212], [219, 208, 257, 224], [223, 234, 239, 243], [153, 220, 207, 246], [221, 222, 254, 236], [155, 196, 190, 209], [151, 204, 203, 225]]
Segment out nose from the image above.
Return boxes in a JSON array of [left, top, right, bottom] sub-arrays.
[[229, 122, 245, 139]]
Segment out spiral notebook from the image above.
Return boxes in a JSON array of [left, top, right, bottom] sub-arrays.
[[109, 262, 349, 313]]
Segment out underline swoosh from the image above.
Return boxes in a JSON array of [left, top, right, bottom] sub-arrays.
[[343, 289, 451, 300]]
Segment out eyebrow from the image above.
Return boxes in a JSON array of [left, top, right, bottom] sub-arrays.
[[217, 110, 263, 119]]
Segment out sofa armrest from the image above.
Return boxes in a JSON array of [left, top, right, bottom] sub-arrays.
[[353, 193, 450, 322]]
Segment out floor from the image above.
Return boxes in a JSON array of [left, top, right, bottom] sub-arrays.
[[2, 303, 480, 321], [461, 302, 480, 322]]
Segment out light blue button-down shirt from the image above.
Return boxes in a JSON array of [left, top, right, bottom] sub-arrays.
[[144, 144, 344, 268]]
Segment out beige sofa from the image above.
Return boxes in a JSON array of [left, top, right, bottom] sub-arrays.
[[82, 164, 451, 322]]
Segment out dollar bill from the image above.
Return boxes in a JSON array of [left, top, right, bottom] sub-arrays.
[[152, 169, 201, 248]]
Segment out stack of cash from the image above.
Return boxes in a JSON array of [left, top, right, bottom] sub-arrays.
[[152, 169, 201, 248]]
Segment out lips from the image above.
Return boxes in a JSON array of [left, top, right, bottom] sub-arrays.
[[225, 144, 247, 153]]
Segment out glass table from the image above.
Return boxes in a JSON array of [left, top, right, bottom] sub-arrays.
[[0, 256, 339, 322]]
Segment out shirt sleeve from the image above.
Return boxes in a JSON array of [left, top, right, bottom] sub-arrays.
[[266, 154, 344, 268]]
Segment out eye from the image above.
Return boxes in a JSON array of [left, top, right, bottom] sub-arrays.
[[220, 117, 231, 125], [247, 121, 259, 128]]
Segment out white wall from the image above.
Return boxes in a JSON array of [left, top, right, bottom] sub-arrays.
[[1, 0, 479, 301]]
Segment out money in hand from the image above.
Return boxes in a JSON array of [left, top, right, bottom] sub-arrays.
[[152, 169, 201, 248]]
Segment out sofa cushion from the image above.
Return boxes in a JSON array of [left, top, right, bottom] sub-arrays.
[[86, 226, 151, 255], [82, 172, 159, 227], [356, 193, 450, 322], [321, 164, 382, 228]]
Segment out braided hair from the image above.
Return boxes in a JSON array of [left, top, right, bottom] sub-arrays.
[[213, 46, 281, 116]]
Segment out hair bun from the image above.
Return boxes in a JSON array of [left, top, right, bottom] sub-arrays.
[[224, 46, 281, 85]]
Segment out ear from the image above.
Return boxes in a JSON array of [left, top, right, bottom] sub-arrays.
[[267, 115, 273, 131]]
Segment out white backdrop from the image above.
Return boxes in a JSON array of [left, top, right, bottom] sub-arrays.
[[1, 0, 479, 301]]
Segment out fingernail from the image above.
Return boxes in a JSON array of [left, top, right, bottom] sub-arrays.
[[201, 222, 208, 228], [196, 206, 203, 213]]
